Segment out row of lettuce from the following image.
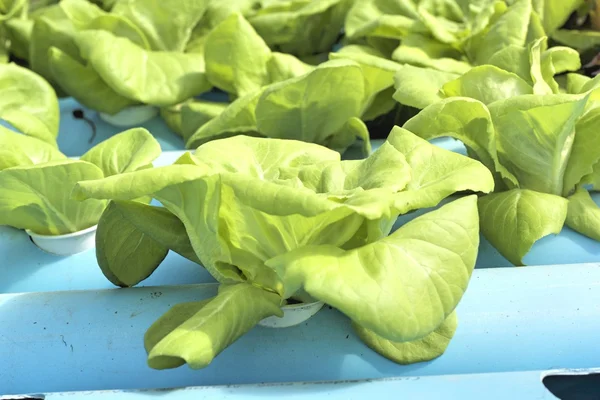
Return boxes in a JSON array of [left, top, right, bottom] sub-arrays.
[[2, 0, 600, 371]]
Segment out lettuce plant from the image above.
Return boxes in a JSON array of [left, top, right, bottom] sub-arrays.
[[395, 36, 582, 109], [246, 0, 351, 57], [404, 72, 600, 265], [184, 59, 374, 155], [35, 0, 211, 115], [0, 62, 59, 146], [160, 12, 316, 139], [0, 127, 161, 235], [346, 0, 537, 62], [72, 129, 494, 369]]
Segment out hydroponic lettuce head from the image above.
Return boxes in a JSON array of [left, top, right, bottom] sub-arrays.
[[35, 0, 212, 114], [0, 127, 161, 235], [404, 69, 600, 265], [73, 128, 494, 369]]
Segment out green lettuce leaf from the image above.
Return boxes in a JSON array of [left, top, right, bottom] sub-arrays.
[[465, 0, 531, 65], [403, 97, 517, 188], [563, 108, 600, 196], [110, 0, 209, 51], [330, 46, 402, 119], [96, 201, 169, 287], [478, 189, 568, 265], [80, 128, 161, 177], [489, 94, 588, 195], [267, 52, 315, 83], [255, 60, 366, 151], [145, 283, 283, 369], [565, 188, 600, 242], [0, 160, 107, 235], [393, 65, 460, 109], [75, 30, 211, 106], [204, 13, 271, 97], [0, 63, 59, 145], [186, 90, 263, 149], [390, 33, 471, 74], [344, 0, 418, 40], [0, 126, 65, 171], [266, 195, 479, 342], [531, 0, 583, 34], [95, 200, 199, 287], [440, 65, 533, 104], [249, 0, 350, 56], [30, 6, 82, 88], [387, 126, 495, 214], [353, 311, 457, 364], [48, 47, 136, 115], [552, 29, 600, 52]]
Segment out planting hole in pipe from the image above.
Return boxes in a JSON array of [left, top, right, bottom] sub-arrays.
[[543, 370, 600, 400]]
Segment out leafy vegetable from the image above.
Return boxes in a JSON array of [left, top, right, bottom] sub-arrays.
[[38, 0, 212, 115], [248, 0, 351, 56], [186, 59, 371, 154], [0, 128, 161, 235], [0, 125, 64, 171], [74, 128, 492, 369], [405, 87, 600, 265], [394, 35, 582, 110], [0, 62, 59, 145]]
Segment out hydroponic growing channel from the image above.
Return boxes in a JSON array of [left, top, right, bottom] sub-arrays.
[[2, 0, 600, 399]]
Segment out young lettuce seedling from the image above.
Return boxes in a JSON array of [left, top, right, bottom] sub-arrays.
[[73, 129, 494, 369]]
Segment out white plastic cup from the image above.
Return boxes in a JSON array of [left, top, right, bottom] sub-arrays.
[[259, 300, 325, 328], [98, 105, 158, 127], [26, 225, 97, 256]]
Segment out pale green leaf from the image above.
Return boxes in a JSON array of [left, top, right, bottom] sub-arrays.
[[267, 52, 314, 83], [76, 30, 211, 106], [96, 200, 199, 287], [255, 60, 366, 149], [111, 0, 209, 51], [387, 127, 495, 214], [393, 65, 460, 109], [0, 126, 65, 171], [353, 311, 457, 364], [30, 7, 81, 88], [441, 65, 533, 105], [344, 0, 418, 40], [145, 283, 283, 370], [0, 160, 107, 235], [0, 63, 59, 145], [186, 90, 263, 149], [249, 0, 349, 56], [48, 47, 136, 115], [80, 128, 161, 177], [478, 189, 568, 265], [180, 101, 228, 143], [466, 0, 531, 65], [563, 108, 600, 196], [403, 97, 517, 187], [204, 13, 271, 97], [391, 33, 471, 74], [565, 188, 600, 242], [489, 94, 588, 195], [266, 195, 479, 342], [4, 17, 32, 60], [552, 29, 600, 52], [96, 201, 169, 287]]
